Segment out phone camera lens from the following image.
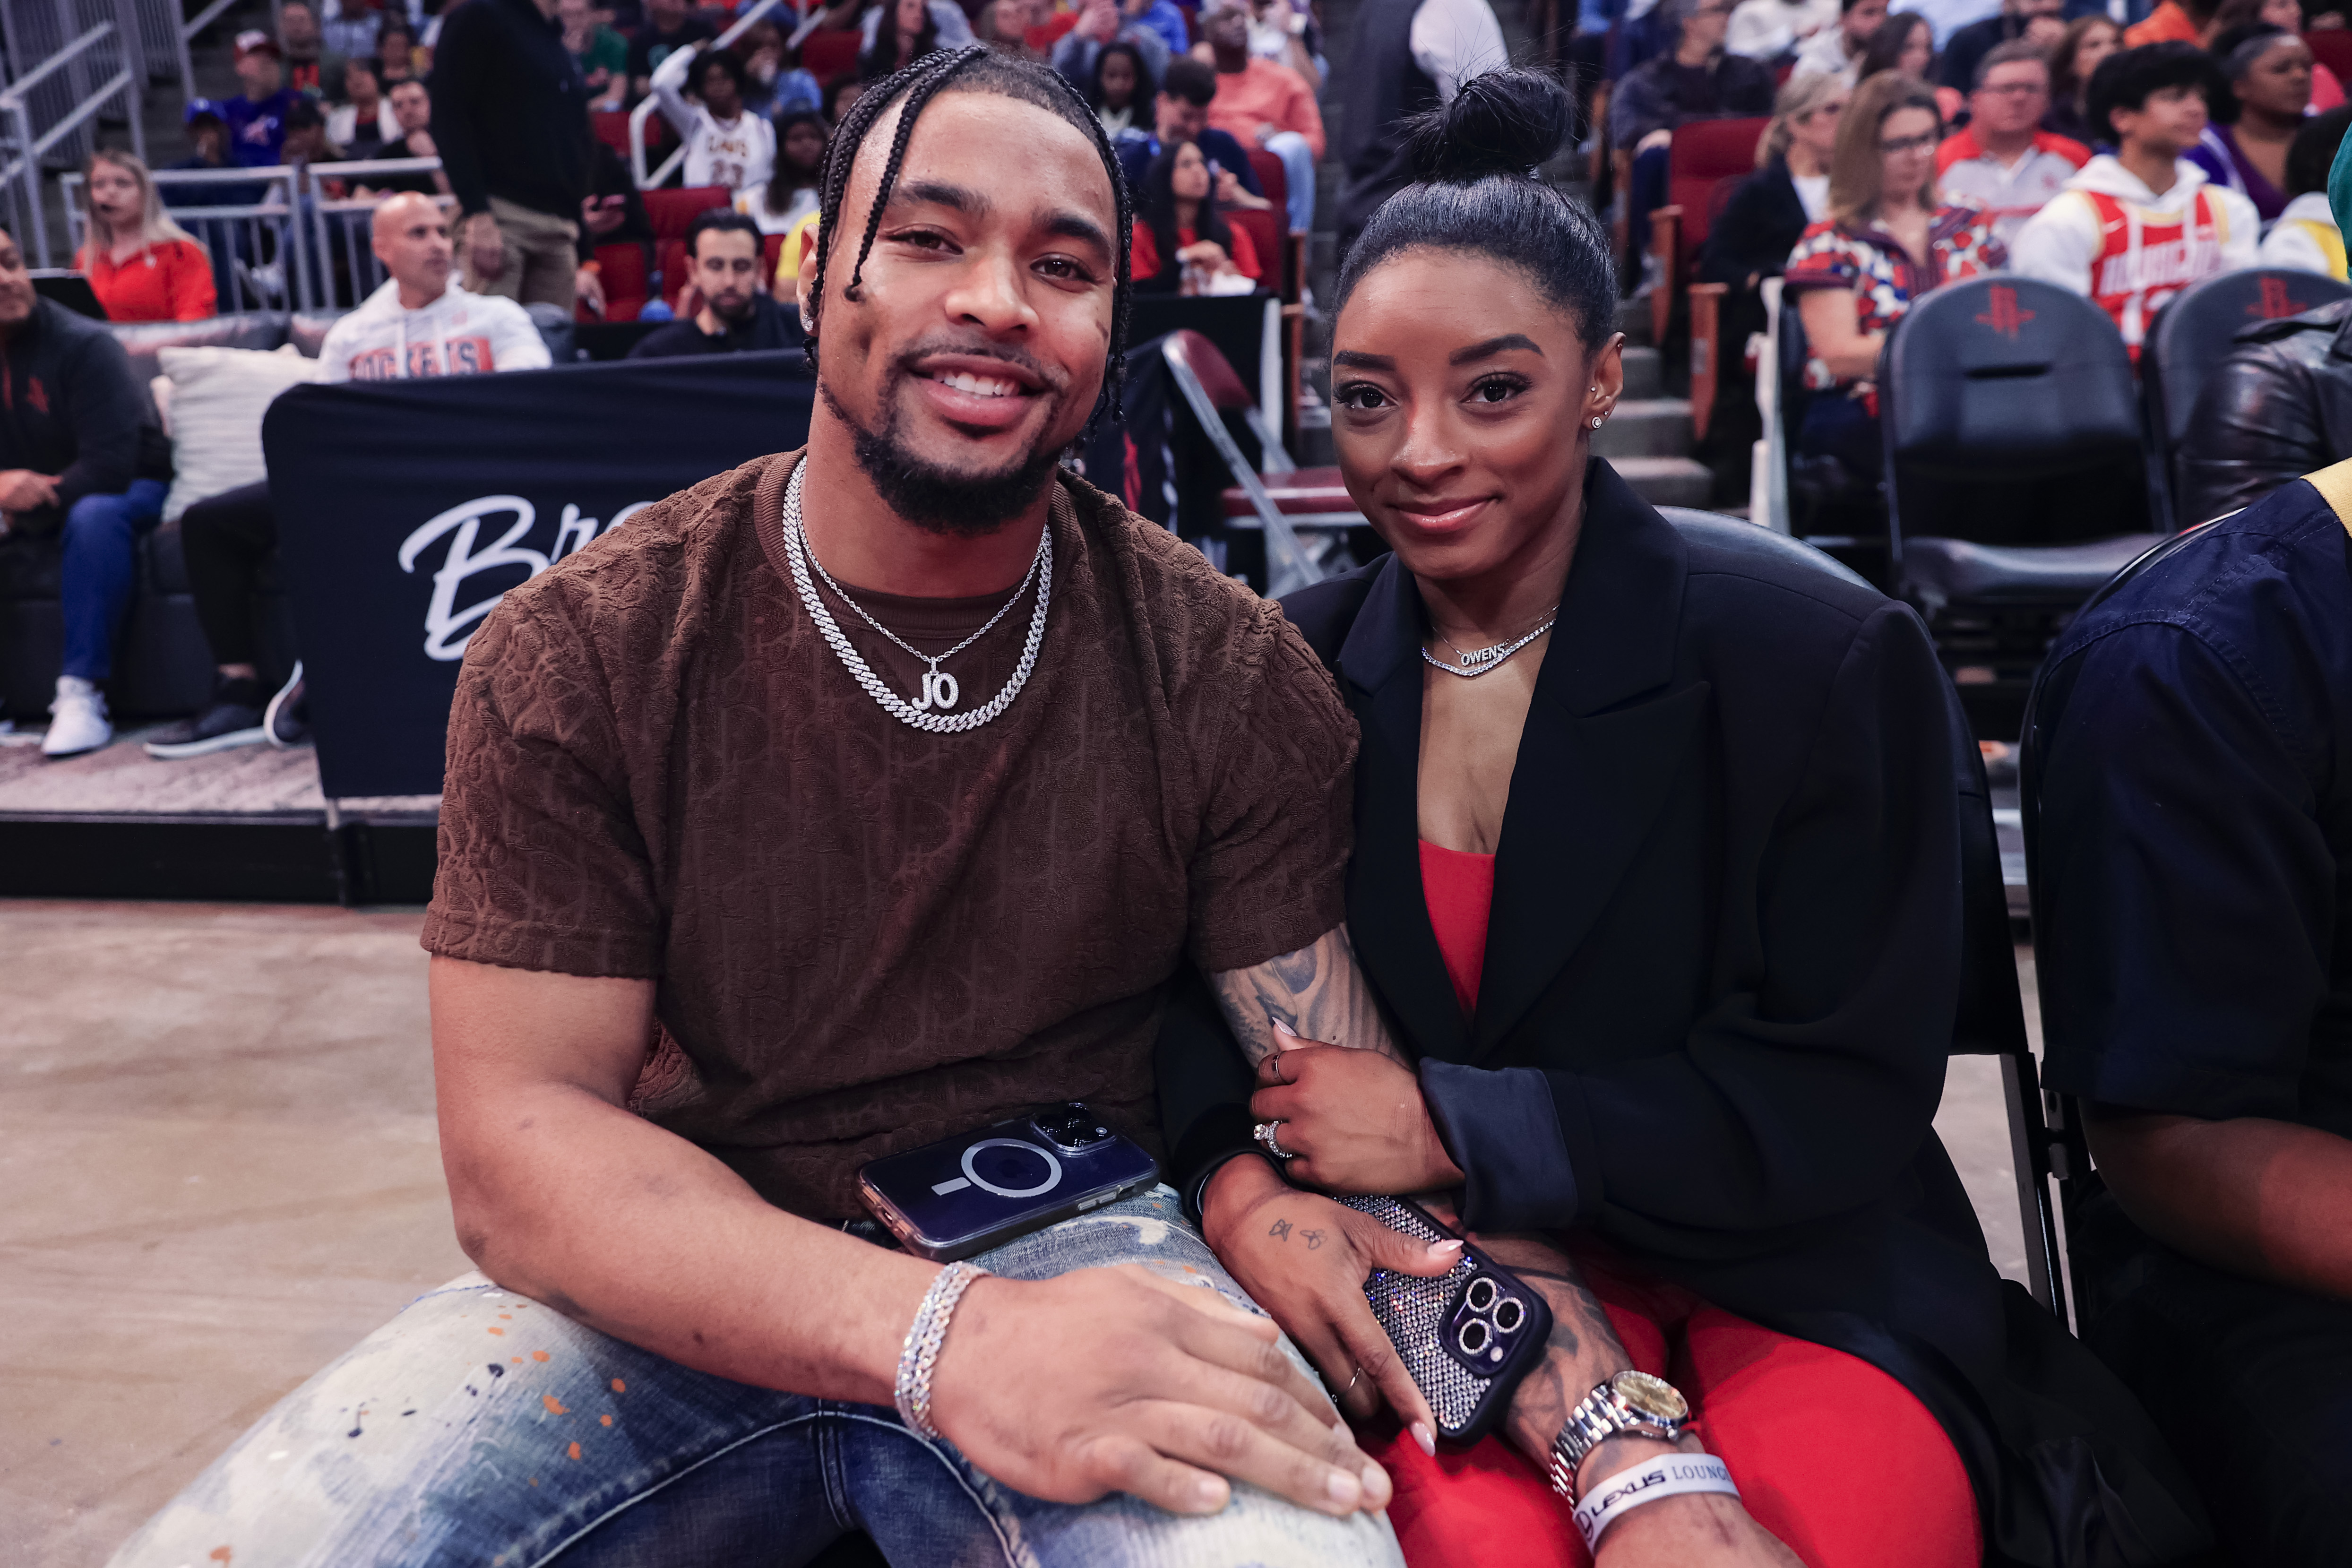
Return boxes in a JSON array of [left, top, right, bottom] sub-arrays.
[[1465, 1277, 1497, 1313], [1493, 1298, 1525, 1333], [1457, 1319, 1491, 1357]]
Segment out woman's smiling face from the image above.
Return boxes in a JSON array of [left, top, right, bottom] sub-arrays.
[[1329, 248, 1620, 585]]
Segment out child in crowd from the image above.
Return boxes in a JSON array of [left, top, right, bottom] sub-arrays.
[[737, 111, 827, 233], [2011, 42, 2257, 352], [649, 43, 776, 194]]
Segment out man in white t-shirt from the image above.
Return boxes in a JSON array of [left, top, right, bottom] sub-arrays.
[[650, 43, 777, 196], [148, 193, 551, 760], [1934, 42, 2089, 248], [1727, 0, 1837, 61]]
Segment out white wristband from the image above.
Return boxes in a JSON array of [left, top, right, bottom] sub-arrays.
[[1570, 1451, 1740, 1552]]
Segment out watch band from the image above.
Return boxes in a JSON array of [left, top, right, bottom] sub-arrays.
[[1546, 1372, 1689, 1499]]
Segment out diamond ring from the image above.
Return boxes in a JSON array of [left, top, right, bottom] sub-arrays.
[[1253, 1120, 1296, 1161]]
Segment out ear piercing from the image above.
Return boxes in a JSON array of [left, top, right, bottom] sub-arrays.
[[1591, 416, 1603, 428]]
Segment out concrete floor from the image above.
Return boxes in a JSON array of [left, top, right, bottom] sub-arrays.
[[0, 900, 2047, 1568]]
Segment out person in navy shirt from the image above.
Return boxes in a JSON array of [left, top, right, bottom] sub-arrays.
[[222, 30, 298, 167], [2028, 457, 2352, 1567]]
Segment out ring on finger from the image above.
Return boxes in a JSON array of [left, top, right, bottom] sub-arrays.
[[1253, 1120, 1296, 1161], [1344, 1365, 1361, 1394]]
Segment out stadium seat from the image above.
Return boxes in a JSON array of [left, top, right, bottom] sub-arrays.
[[1647, 116, 1768, 347], [800, 28, 861, 83], [2307, 26, 2352, 85], [656, 238, 689, 309], [589, 241, 650, 322], [1772, 288, 1883, 569], [644, 185, 733, 244], [591, 109, 632, 158], [2140, 267, 2352, 529], [1223, 207, 1281, 298], [1243, 146, 1301, 302], [1879, 276, 2159, 737]]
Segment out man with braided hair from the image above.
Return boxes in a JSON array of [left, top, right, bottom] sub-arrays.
[[111, 45, 1415, 1568]]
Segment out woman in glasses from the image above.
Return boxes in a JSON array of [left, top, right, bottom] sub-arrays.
[[1783, 71, 2002, 484]]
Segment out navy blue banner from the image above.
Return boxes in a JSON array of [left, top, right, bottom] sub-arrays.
[[265, 350, 815, 799]]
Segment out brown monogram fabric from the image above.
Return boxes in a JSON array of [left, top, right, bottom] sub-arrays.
[[423, 450, 1356, 1218]]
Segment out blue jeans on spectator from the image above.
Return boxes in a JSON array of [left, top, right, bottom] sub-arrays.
[[107, 1186, 1404, 1568], [1796, 392, 1884, 482], [1259, 130, 1318, 235], [62, 479, 168, 682], [1629, 143, 1671, 266]]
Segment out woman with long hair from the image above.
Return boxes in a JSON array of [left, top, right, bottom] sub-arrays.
[[1089, 39, 1154, 137], [1702, 70, 1846, 292], [2187, 23, 2315, 219], [2045, 15, 2123, 143], [1783, 71, 2000, 480], [858, 0, 972, 78], [75, 148, 215, 322], [1856, 12, 1962, 120], [1132, 137, 1260, 293], [1170, 63, 2208, 1568]]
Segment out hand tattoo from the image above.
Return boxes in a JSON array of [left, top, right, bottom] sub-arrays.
[[1208, 924, 1411, 1068], [1268, 1217, 1293, 1242], [1301, 1229, 1327, 1251]]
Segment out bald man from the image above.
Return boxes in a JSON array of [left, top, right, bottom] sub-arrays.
[[147, 193, 552, 759]]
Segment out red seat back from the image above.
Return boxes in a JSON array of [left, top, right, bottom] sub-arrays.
[[591, 109, 631, 157], [645, 185, 733, 243], [1225, 207, 1280, 294], [2309, 28, 2352, 82], [1245, 147, 1286, 223], [763, 231, 786, 284], [1169, 328, 1255, 411], [1668, 117, 1768, 259], [590, 241, 649, 321], [656, 238, 690, 307], [800, 29, 861, 83]]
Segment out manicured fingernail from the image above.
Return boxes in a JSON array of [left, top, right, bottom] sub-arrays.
[[1272, 1017, 1298, 1037], [1361, 1461, 1391, 1506], [1428, 1240, 1462, 1258], [1326, 1468, 1362, 1507], [1412, 1421, 1437, 1456], [1196, 1475, 1227, 1508]]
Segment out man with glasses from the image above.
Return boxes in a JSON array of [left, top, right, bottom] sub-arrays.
[[1935, 42, 2090, 248]]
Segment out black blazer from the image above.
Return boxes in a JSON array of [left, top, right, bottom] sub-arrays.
[[1158, 462, 2207, 1567], [1697, 161, 1812, 292]]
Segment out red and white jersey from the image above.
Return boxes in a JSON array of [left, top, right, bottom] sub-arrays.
[[318, 279, 553, 384], [2008, 154, 2258, 349]]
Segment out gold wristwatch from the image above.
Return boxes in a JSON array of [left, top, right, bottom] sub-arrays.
[[1546, 1370, 1691, 1500]]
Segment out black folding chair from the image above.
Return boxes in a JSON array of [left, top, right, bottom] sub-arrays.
[[1879, 276, 2162, 741], [2141, 269, 2352, 531], [1659, 507, 2071, 1315]]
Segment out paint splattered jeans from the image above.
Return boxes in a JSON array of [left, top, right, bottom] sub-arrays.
[[107, 1186, 1404, 1568]]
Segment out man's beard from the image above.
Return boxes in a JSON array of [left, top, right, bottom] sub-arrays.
[[818, 346, 1070, 538]]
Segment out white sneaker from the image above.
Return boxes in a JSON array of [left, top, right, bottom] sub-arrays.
[[42, 675, 112, 758]]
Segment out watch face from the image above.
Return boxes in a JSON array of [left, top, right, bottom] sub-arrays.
[[1612, 1370, 1689, 1424]]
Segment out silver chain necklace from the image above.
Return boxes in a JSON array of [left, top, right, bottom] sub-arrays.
[[1420, 609, 1559, 680], [780, 461, 1052, 733]]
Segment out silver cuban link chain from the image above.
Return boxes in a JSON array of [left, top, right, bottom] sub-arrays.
[[781, 459, 1052, 733], [895, 1259, 990, 1439]]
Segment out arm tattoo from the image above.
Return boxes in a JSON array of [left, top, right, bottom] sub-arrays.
[[1473, 1241, 1632, 1465], [1207, 924, 1412, 1068]]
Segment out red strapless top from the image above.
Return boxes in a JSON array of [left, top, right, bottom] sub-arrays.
[[1418, 840, 1496, 1019]]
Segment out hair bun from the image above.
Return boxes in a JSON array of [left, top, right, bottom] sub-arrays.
[[1404, 69, 1574, 185]]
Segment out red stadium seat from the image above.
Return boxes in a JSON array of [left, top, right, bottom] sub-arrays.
[[656, 238, 689, 307], [800, 29, 861, 84], [764, 231, 786, 284], [1219, 465, 1354, 522], [1226, 207, 1280, 294], [591, 109, 631, 157], [1649, 116, 1767, 345], [2308, 28, 2352, 84], [1245, 146, 1286, 223], [589, 241, 649, 321], [645, 185, 733, 242]]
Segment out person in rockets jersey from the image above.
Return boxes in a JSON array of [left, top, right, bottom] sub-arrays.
[[145, 192, 551, 763], [2010, 43, 2258, 353]]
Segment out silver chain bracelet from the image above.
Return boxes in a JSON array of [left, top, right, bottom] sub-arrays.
[[895, 1260, 989, 1439]]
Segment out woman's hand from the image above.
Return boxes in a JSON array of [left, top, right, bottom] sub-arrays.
[[1249, 1029, 1465, 1195], [1199, 1154, 1456, 1444], [1175, 238, 1233, 272]]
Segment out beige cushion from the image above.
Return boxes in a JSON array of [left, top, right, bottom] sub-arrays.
[[158, 343, 324, 522]]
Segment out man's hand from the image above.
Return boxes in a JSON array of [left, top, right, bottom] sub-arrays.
[[1250, 1029, 1465, 1195], [0, 470, 58, 512], [465, 212, 505, 281], [575, 265, 607, 318], [407, 128, 438, 159], [1253, 122, 1278, 147], [928, 1258, 1395, 1517], [1200, 1154, 1453, 1445], [1077, 0, 1121, 42]]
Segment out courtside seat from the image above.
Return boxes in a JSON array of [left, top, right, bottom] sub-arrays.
[[800, 29, 860, 83], [1648, 116, 1767, 345], [1900, 535, 2162, 612], [1220, 465, 1357, 526]]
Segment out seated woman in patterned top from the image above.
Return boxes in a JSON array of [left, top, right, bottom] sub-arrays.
[[1782, 71, 2003, 482]]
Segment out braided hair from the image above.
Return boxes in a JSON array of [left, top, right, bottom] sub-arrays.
[[804, 44, 1134, 431]]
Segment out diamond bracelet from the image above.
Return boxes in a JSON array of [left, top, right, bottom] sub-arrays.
[[895, 1260, 990, 1439]]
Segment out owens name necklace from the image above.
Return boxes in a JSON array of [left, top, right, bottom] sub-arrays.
[[780, 460, 1052, 733], [1421, 606, 1559, 680]]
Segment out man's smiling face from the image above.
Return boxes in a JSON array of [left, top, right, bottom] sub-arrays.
[[808, 86, 1120, 534]]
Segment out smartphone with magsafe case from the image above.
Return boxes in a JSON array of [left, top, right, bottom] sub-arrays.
[[858, 1103, 1161, 1261]]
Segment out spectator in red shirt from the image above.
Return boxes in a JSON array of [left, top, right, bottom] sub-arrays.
[[73, 150, 215, 322], [1132, 138, 1263, 291], [1198, 0, 1322, 233]]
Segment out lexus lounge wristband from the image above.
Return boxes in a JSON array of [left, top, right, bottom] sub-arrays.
[[1570, 1451, 1740, 1551]]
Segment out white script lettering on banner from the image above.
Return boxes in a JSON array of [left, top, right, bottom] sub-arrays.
[[397, 495, 654, 661]]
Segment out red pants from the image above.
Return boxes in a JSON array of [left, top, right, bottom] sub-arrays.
[[1368, 1258, 1982, 1568]]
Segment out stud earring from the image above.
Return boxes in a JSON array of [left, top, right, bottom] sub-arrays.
[[1591, 416, 1604, 429]]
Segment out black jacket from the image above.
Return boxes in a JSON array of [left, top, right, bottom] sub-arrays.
[[431, 0, 591, 222], [625, 293, 804, 357], [1160, 461, 2210, 1566], [0, 299, 170, 532], [1697, 161, 1812, 289], [2177, 299, 2352, 526], [1941, 12, 2030, 93]]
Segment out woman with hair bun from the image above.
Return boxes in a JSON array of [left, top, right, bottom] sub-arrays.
[[1172, 63, 2210, 1568]]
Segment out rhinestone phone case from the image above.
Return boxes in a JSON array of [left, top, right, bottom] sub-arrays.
[[1340, 1195, 1554, 1445]]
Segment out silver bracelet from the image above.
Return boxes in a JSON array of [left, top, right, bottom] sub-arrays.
[[894, 1260, 989, 1439]]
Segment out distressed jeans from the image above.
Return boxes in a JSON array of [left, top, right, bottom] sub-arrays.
[[1258, 131, 1318, 236], [108, 1187, 1404, 1568]]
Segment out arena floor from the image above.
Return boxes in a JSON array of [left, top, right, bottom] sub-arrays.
[[0, 900, 2042, 1567]]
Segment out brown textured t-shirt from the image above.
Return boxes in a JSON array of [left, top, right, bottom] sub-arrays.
[[422, 451, 1355, 1218]]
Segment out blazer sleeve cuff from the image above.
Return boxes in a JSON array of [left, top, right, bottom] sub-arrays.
[[1421, 1061, 1593, 1231], [1173, 1103, 1266, 1223]]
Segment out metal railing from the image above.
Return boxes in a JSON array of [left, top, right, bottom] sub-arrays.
[[62, 157, 450, 313], [628, 0, 794, 190], [0, 6, 149, 267]]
